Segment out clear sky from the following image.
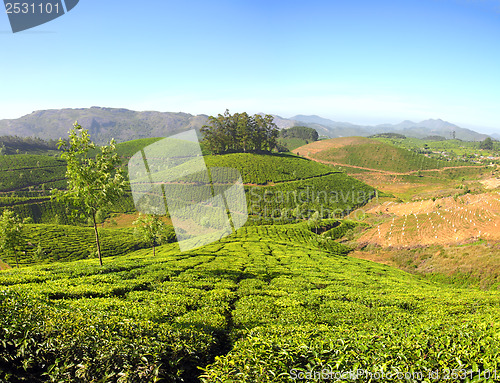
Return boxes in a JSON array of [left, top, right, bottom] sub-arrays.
[[1, 0, 500, 132]]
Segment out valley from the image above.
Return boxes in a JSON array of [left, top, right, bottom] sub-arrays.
[[0, 130, 500, 382]]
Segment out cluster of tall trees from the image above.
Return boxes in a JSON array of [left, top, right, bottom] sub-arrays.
[[201, 110, 279, 154], [0, 135, 61, 155], [479, 137, 494, 150]]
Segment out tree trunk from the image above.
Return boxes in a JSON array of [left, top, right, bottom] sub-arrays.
[[16, 252, 18, 268], [153, 244, 156, 257], [92, 212, 103, 266]]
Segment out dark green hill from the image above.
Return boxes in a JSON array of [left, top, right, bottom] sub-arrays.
[[204, 153, 333, 185], [0, 136, 59, 155]]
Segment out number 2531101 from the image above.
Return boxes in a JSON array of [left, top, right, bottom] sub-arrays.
[[5, 2, 62, 14]]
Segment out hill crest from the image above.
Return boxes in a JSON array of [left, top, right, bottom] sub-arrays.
[[0, 107, 492, 144], [295, 137, 468, 173]]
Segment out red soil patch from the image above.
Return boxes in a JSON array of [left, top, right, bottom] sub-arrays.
[[295, 137, 372, 157], [359, 193, 500, 248]]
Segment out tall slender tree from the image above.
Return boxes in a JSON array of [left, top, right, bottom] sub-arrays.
[[133, 214, 170, 257], [52, 122, 127, 266], [0, 209, 24, 268]]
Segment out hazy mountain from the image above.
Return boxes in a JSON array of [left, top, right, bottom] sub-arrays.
[[288, 115, 370, 137], [290, 115, 358, 128], [0, 108, 492, 143], [0, 107, 208, 144], [290, 116, 491, 141], [258, 114, 296, 130]]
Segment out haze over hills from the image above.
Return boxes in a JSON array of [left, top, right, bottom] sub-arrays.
[[290, 115, 493, 141], [0, 107, 208, 144], [0, 107, 493, 143]]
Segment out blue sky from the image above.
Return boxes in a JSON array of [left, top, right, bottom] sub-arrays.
[[1, 0, 500, 132]]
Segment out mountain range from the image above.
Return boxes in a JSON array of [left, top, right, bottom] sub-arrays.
[[289, 115, 492, 142], [0, 107, 492, 143]]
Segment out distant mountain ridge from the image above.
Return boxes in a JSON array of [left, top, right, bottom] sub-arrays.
[[0, 107, 208, 144], [0, 107, 492, 143], [289, 115, 492, 142]]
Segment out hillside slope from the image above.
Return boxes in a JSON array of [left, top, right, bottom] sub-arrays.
[[296, 137, 467, 173], [0, 143, 378, 225], [0, 224, 499, 381]]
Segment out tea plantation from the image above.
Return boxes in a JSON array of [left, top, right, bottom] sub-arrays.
[[0, 224, 177, 267], [0, 222, 499, 382], [1, 144, 379, 224]]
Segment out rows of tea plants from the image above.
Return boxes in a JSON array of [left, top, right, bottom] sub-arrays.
[[204, 153, 335, 185], [0, 189, 137, 224], [246, 172, 377, 220], [201, 241, 500, 382], [314, 140, 469, 172], [0, 223, 499, 382], [323, 219, 361, 240], [0, 224, 176, 267], [0, 166, 66, 192], [0, 154, 65, 171]]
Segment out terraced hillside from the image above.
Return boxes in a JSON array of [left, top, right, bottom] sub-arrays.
[[359, 192, 500, 248], [1, 143, 379, 224], [0, 223, 499, 382], [205, 153, 377, 221], [296, 137, 468, 173], [0, 154, 73, 223], [0, 224, 176, 267]]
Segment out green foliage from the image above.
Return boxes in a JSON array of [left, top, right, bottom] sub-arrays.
[[0, 224, 499, 381], [201, 110, 279, 154], [133, 214, 176, 256], [479, 137, 494, 150], [369, 132, 407, 139], [52, 123, 128, 266], [204, 153, 334, 185], [322, 219, 359, 240], [314, 138, 466, 172], [0, 210, 24, 268], [280, 126, 319, 141], [0, 224, 172, 267]]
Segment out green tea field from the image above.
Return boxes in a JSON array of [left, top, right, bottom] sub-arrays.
[[1, 133, 500, 382], [1, 223, 499, 382]]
